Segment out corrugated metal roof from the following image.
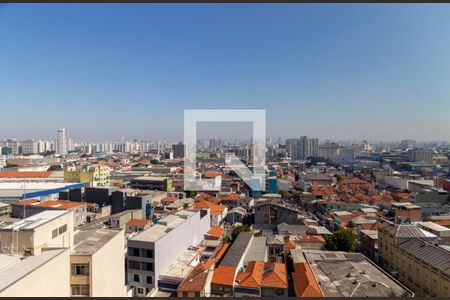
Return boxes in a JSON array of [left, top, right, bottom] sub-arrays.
[[220, 232, 253, 267], [399, 238, 450, 276]]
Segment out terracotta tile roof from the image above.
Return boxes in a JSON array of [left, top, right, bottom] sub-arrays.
[[194, 200, 214, 209], [0, 171, 52, 178], [195, 193, 221, 204], [127, 219, 150, 227], [212, 243, 230, 264], [236, 261, 288, 289], [292, 262, 322, 297], [221, 194, 239, 201], [177, 260, 214, 292], [294, 234, 325, 243], [204, 171, 222, 178], [285, 239, 297, 250], [235, 261, 264, 288], [161, 196, 178, 204], [339, 177, 365, 185], [434, 220, 450, 227], [211, 265, 236, 286], [261, 262, 288, 289], [210, 205, 226, 217], [207, 226, 224, 239], [15, 199, 86, 209]]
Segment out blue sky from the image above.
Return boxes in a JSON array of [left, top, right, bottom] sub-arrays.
[[1, 4, 450, 142]]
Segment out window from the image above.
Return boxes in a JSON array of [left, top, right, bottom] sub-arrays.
[[183, 292, 188, 297], [144, 249, 154, 258], [275, 288, 285, 295], [134, 274, 140, 283], [144, 262, 154, 272], [71, 264, 89, 275], [137, 288, 144, 294], [146, 276, 152, 284], [195, 292, 201, 297], [128, 247, 140, 256], [71, 285, 89, 296], [52, 228, 58, 238], [59, 224, 67, 234], [129, 260, 140, 270]]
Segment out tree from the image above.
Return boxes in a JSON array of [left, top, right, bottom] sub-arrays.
[[325, 229, 356, 252], [150, 159, 159, 164], [231, 225, 250, 241], [222, 236, 231, 243], [48, 164, 62, 171], [324, 158, 340, 168], [279, 190, 289, 199], [399, 163, 412, 172], [4, 164, 18, 168], [292, 192, 302, 202], [186, 190, 198, 198]]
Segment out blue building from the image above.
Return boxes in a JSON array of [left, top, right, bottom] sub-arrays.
[[266, 171, 278, 194]]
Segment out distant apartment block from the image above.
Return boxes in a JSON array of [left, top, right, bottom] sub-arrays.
[[64, 165, 111, 186], [130, 176, 173, 192]]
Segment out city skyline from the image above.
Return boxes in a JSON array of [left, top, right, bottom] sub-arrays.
[[1, 4, 450, 141]]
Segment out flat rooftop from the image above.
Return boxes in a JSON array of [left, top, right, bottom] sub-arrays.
[[0, 210, 69, 231], [133, 176, 168, 182], [130, 210, 196, 243], [243, 236, 267, 265], [304, 250, 412, 297], [73, 228, 122, 255], [415, 221, 450, 233], [159, 248, 198, 280], [0, 248, 68, 292], [220, 232, 253, 267]]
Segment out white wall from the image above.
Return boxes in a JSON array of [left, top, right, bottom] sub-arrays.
[[154, 210, 210, 284]]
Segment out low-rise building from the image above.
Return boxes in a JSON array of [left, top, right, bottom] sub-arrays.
[[127, 209, 210, 296], [0, 248, 71, 296], [130, 176, 173, 192], [64, 165, 110, 186], [0, 210, 74, 256], [414, 221, 450, 244], [378, 223, 450, 296], [303, 250, 413, 297], [70, 228, 125, 296]]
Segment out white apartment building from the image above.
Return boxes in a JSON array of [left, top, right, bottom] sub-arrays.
[[56, 128, 68, 156], [127, 209, 210, 296], [21, 139, 39, 154]]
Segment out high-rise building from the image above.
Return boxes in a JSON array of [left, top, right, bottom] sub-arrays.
[[411, 148, 436, 163], [172, 142, 184, 159], [319, 143, 340, 159], [308, 138, 319, 157], [286, 138, 301, 160], [6, 139, 20, 155], [56, 128, 68, 156], [21, 139, 39, 154]]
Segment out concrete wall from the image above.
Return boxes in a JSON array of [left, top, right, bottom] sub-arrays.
[[0, 211, 74, 255], [91, 229, 125, 296], [154, 210, 210, 285], [0, 249, 70, 297]]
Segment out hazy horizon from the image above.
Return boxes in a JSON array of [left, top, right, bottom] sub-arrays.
[[1, 4, 450, 141]]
